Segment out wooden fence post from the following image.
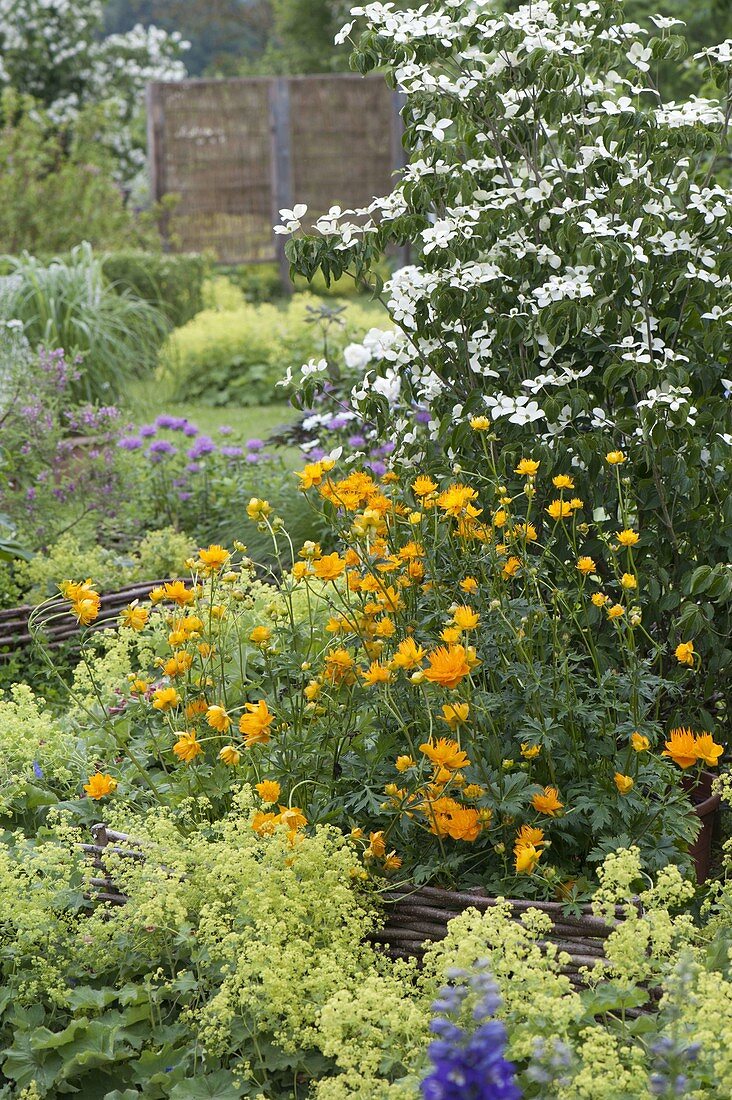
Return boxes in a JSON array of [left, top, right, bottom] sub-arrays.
[[146, 83, 170, 251], [391, 89, 410, 270], [269, 78, 294, 294]]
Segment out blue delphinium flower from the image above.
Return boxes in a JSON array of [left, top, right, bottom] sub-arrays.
[[421, 963, 522, 1100]]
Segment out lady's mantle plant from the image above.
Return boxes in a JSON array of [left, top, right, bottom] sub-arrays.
[[283, 0, 732, 688]]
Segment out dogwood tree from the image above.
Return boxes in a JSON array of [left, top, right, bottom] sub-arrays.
[[281, 0, 732, 682]]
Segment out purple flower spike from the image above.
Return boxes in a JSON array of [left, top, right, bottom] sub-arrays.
[[139, 424, 157, 438], [246, 438, 264, 452], [183, 423, 199, 437]]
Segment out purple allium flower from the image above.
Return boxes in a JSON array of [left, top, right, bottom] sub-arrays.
[[148, 439, 177, 456], [218, 425, 234, 436], [118, 435, 143, 451], [183, 422, 199, 437], [368, 460, 387, 477], [348, 434, 366, 448], [245, 453, 260, 465], [327, 416, 349, 430], [139, 424, 157, 438], [187, 435, 216, 459], [220, 445, 243, 457], [246, 438, 264, 452], [155, 414, 182, 430], [186, 463, 200, 474], [26, 487, 37, 501], [306, 447, 326, 462], [178, 491, 192, 501], [415, 408, 431, 424]]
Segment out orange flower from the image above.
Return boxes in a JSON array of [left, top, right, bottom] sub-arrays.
[[395, 755, 416, 772], [419, 737, 471, 771], [520, 743, 541, 760], [502, 556, 521, 579], [614, 773, 634, 795], [552, 474, 575, 489], [323, 647, 357, 685], [163, 580, 194, 606], [412, 475, 437, 497], [173, 730, 203, 763], [361, 661, 392, 686], [251, 811, 279, 836], [197, 544, 229, 573], [515, 458, 540, 476], [694, 732, 724, 767], [219, 745, 241, 766], [424, 644, 472, 689], [83, 773, 117, 799], [313, 553, 346, 581], [152, 686, 180, 712], [453, 605, 480, 630], [616, 529, 639, 548], [440, 703, 470, 730], [365, 830, 387, 859], [437, 483, 480, 517], [206, 705, 232, 732], [546, 499, 573, 520], [607, 603, 625, 620], [675, 641, 695, 667], [576, 556, 596, 575], [256, 780, 281, 803], [249, 625, 272, 646], [631, 732, 650, 752], [120, 604, 149, 631], [531, 786, 563, 816], [515, 844, 541, 874], [606, 451, 626, 465], [238, 699, 275, 746], [460, 577, 479, 594], [662, 727, 698, 769]]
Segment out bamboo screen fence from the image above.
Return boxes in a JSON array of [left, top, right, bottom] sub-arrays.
[[147, 74, 404, 271]]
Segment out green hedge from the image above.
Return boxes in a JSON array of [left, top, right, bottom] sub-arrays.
[[102, 251, 210, 328]]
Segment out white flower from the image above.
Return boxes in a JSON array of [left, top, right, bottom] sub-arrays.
[[274, 205, 308, 235], [415, 114, 454, 141], [343, 343, 372, 371]]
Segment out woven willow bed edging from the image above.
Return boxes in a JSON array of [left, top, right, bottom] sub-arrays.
[[370, 884, 629, 979], [83, 826, 624, 984]]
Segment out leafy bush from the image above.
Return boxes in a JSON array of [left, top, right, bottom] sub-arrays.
[[283, 0, 732, 699], [0, 91, 160, 255], [159, 293, 379, 406], [13, 528, 196, 608], [0, 244, 168, 403], [102, 251, 210, 328]]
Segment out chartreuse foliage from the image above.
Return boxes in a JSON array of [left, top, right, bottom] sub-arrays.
[[2, 815, 732, 1097], [281, 0, 732, 695]]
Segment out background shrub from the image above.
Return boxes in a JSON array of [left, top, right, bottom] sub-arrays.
[[160, 293, 380, 406], [102, 250, 210, 329]]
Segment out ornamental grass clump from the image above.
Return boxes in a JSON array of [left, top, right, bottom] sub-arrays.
[[46, 448, 725, 896]]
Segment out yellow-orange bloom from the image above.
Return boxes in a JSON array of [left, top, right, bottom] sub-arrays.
[[469, 416, 491, 430], [606, 451, 626, 465], [592, 593, 610, 607], [120, 605, 149, 631], [515, 844, 541, 874], [249, 625, 272, 646], [576, 556, 596, 575], [71, 596, 101, 625], [453, 605, 480, 630], [395, 755, 416, 772], [531, 786, 564, 816], [694, 732, 724, 767], [197, 545, 229, 573], [424, 644, 472, 689], [365, 830, 387, 858], [552, 474, 574, 489], [419, 737, 471, 771], [521, 743, 541, 760], [361, 661, 392, 687], [614, 773, 634, 795], [437, 483, 480, 517], [219, 745, 241, 766], [607, 603, 625, 620], [515, 459, 540, 476], [173, 730, 203, 763], [502, 556, 521, 579], [247, 497, 272, 520], [440, 702, 470, 730], [616, 529, 639, 548], [313, 553, 346, 581], [631, 732, 650, 752], [675, 641, 695, 667], [412, 475, 437, 497], [323, 647, 357, 685], [621, 573, 637, 590], [256, 779, 281, 802], [238, 700, 275, 746], [206, 705, 232, 732], [163, 580, 194, 606], [152, 686, 180, 712], [663, 728, 699, 769], [460, 577, 479, 594], [546, 499, 573, 520], [83, 773, 117, 799]]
